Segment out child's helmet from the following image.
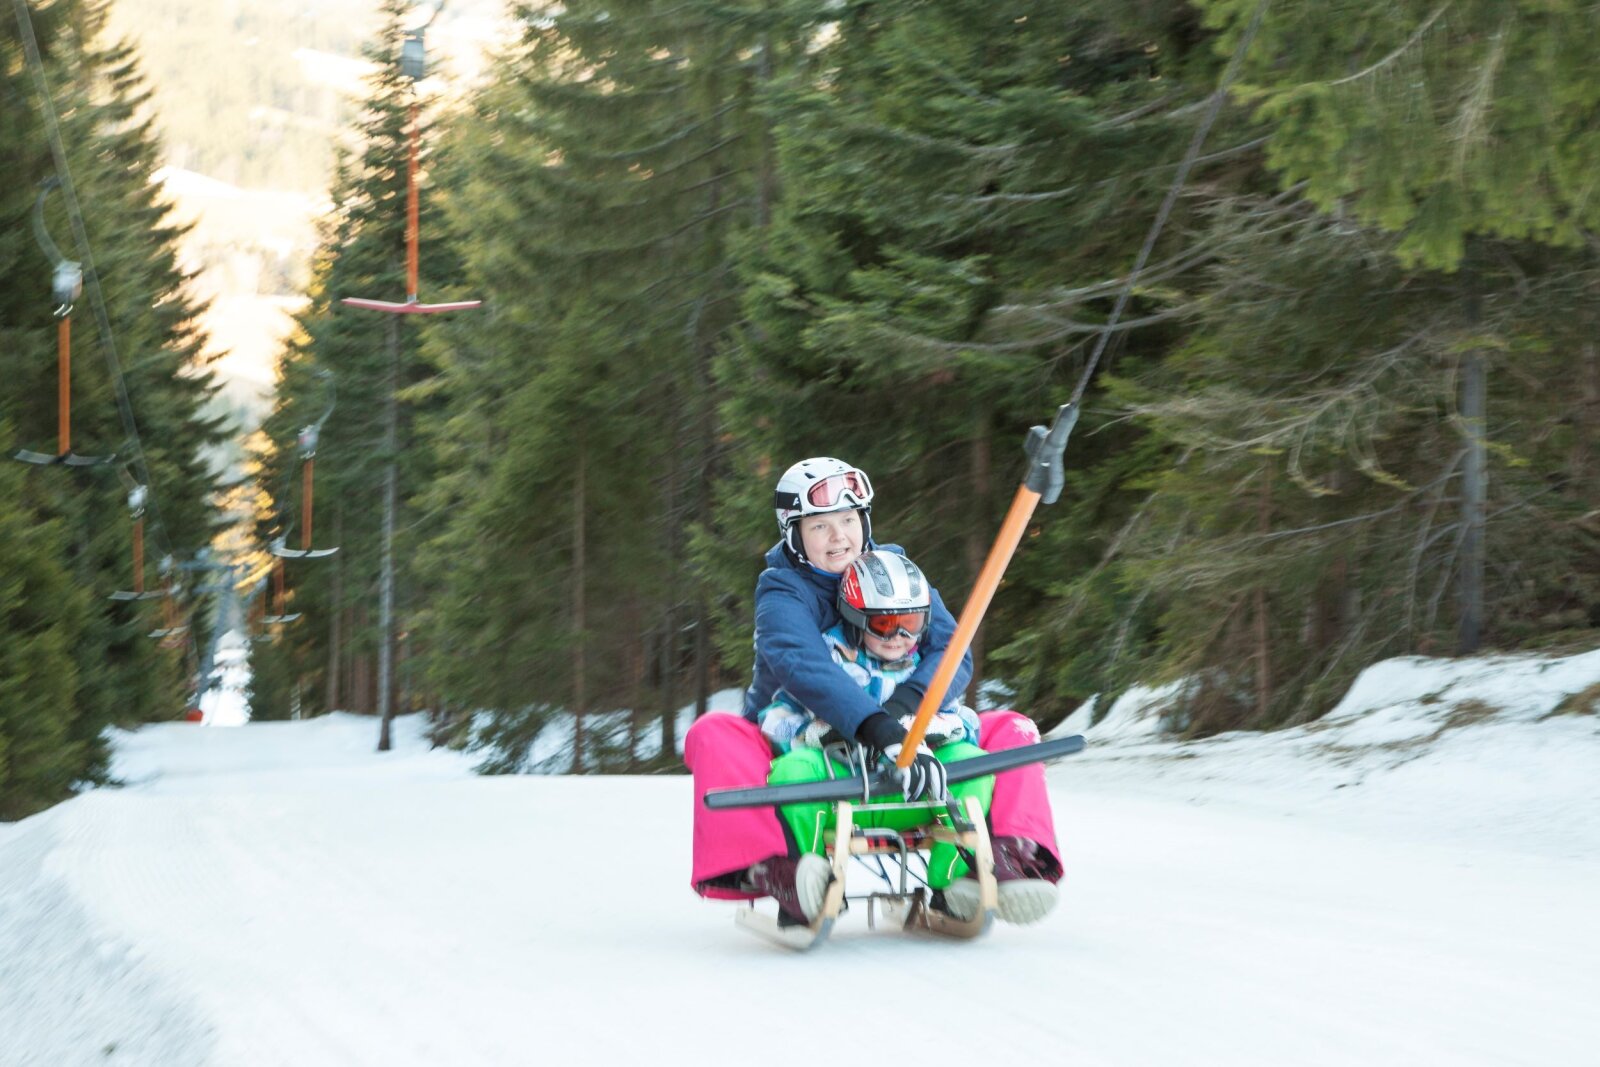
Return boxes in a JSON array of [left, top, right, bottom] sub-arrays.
[[838, 551, 931, 642], [773, 457, 874, 558]]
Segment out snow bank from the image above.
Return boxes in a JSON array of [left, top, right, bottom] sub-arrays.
[[0, 812, 215, 1064], [1062, 648, 1600, 859], [1328, 648, 1600, 724]]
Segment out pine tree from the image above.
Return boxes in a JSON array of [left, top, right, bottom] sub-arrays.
[[414, 0, 800, 768], [1088, 0, 1600, 731], [705, 0, 1246, 715], [0, 0, 223, 811], [253, 0, 468, 724], [0, 420, 89, 820]]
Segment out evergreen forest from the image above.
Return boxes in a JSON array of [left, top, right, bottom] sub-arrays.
[[5, 0, 1598, 810], [2, 0, 226, 817]]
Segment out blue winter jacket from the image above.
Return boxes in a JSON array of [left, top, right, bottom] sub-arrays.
[[741, 541, 973, 742]]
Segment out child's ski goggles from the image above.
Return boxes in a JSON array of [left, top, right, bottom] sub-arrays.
[[862, 611, 927, 640]]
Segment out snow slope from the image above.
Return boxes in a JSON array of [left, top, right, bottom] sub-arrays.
[[3, 652, 1599, 1066]]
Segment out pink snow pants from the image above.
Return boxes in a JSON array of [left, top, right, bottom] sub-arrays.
[[685, 709, 1061, 899]]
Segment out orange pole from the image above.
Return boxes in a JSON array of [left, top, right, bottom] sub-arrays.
[[302, 458, 315, 551], [898, 485, 1044, 766], [132, 517, 145, 594], [58, 315, 71, 455], [406, 102, 420, 301], [274, 559, 287, 616]]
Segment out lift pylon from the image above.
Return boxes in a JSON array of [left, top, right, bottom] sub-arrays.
[[272, 371, 340, 560], [14, 179, 116, 467], [340, 28, 482, 317], [109, 484, 164, 601], [260, 553, 303, 625], [147, 557, 189, 643]]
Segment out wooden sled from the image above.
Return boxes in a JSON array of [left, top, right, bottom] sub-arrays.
[[735, 795, 998, 951]]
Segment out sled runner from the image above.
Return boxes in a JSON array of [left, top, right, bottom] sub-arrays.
[[733, 794, 999, 951]]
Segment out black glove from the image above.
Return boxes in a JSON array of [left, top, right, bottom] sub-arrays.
[[854, 711, 908, 753], [854, 710, 947, 801], [881, 687, 921, 724], [881, 742, 948, 802]]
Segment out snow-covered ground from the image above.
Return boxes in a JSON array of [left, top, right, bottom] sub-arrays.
[[3, 652, 1598, 1066], [196, 630, 251, 728]]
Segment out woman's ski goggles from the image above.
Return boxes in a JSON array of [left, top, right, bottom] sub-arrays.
[[803, 469, 873, 510], [863, 611, 928, 640]]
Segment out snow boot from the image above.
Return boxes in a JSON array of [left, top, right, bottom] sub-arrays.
[[941, 836, 1060, 926], [741, 853, 833, 927]]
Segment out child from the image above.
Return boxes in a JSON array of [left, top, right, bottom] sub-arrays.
[[759, 551, 995, 918], [758, 549, 981, 754]]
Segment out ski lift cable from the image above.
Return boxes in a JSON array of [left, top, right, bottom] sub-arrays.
[[894, 0, 1273, 760], [10, 0, 183, 561], [28, 177, 69, 267], [1066, 0, 1272, 408], [415, 0, 450, 33]]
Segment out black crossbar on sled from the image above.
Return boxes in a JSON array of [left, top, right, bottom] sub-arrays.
[[703, 735, 1086, 810]]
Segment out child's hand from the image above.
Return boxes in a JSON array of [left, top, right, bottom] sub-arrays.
[[879, 742, 948, 802], [855, 710, 949, 800]]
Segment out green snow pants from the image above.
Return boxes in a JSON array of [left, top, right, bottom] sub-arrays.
[[768, 741, 995, 889]]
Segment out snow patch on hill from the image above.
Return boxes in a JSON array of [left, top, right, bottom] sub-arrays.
[[1060, 649, 1600, 859]]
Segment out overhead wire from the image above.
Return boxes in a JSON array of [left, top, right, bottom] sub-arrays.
[[1040, 0, 1273, 694], [1067, 0, 1273, 407]]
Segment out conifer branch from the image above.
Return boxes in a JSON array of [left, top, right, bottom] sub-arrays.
[[1323, 3, 1453, 89]]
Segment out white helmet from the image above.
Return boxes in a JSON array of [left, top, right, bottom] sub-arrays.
[[773, 457, 874, 559], [838, 551, 930, 641]]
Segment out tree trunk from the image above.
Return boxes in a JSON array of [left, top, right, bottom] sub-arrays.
[[1253, 466, 1273, 723], [352, 640, 370, 715], [965, 407, 992, 706], [693, 595, 711, 719], [626, 594, 647, 769], [1576, 342, 1599, 496], [378, 314, 400, 752], [1458, 345, 1487, 654], [756, 33, 775, 232], [325, 512, 343, 712], [571, 439, 587, 774], [659, 405, 682, 762]]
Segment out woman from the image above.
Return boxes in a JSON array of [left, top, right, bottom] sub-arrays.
[[683, 457, 1063, 925]]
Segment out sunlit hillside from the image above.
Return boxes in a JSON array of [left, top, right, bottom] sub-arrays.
[[107, 0, 508, 192], [103, 1, 513, 442]]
